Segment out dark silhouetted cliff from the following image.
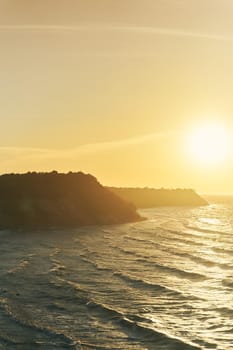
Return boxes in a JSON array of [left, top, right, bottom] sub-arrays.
[[108, 187, 208, 208], [0, 172, 142, 228]]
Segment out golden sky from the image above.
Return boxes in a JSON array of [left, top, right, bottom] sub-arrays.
[[1, 0, 233, 193]]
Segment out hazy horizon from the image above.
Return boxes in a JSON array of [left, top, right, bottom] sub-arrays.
[[1, 0, 233, 193]]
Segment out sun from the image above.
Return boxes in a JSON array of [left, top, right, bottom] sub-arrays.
[[187, 121, 232, 166]]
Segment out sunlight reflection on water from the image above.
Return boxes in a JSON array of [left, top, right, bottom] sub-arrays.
[[198, 217, 223, 226]]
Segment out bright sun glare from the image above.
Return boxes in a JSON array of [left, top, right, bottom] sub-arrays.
[[188, 121, 232, 166]]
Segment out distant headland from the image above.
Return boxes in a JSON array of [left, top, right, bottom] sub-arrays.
[[0, 171, 142, 228], [108, 187, 208, 208]]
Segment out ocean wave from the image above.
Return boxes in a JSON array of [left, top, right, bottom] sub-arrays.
[[7, 260, 30, 275], [222, 278, 233, 288], [86, 299, 200, 349], [0, 297, 81, 349], [125, 227, 205, 247], [7, 254, 35, 275], [141, 259, 206, 280], [212, 305, 233, 317], [162, 232, 205, 247], [113, 272, 202, 301], [78, 256, 113, 273], [118, 318, 201, 349], [123, 234, 226, 269], [185, 224, 230, 237], [212, 247, 233, 256], [49, 247, 61, 257], [49, 258, 66, 273], [0, 334, 18, 347], [108, 244, 207, 281]]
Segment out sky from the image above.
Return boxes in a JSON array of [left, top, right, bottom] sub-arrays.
[[1, 0, 233, 193]]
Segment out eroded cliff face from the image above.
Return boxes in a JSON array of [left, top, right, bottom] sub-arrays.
[[108, 187, 208, 208], [0, 172, 142, 228]]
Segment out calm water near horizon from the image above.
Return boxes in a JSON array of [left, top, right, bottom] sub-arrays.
[[0, 196, 233, 349]]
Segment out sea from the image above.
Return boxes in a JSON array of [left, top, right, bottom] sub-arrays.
[[0, 196, 233, 350]]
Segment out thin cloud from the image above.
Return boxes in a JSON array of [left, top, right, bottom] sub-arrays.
[[121, 26, 233, 42], [0, 131, 171, 162], [0, 24, 232, 42]]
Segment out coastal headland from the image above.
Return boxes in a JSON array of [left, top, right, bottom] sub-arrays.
[[0, 172, 207, 228]]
